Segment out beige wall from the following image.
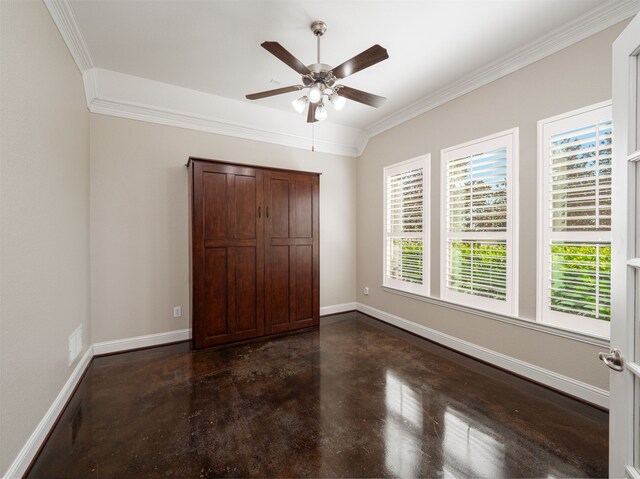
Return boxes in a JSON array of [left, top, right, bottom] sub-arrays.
[[357, 22, 628, 390], [0, 0, 90, 474], [89, 114, 357, 342]]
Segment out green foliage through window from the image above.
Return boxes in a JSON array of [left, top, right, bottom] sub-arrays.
[[387, 238, 423, 284], [550, 242, 610, 321], [448, 241, 507, 300]]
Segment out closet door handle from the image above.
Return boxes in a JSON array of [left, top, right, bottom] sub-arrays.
[[258, 206, 261, 218], [266, 206, 269, 218]]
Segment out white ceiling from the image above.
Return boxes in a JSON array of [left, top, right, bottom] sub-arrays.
[[68, 0, 609, 131]]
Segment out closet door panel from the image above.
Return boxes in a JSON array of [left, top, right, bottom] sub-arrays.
[[234, 246, 258, 333], [235, 176, 257, 239], [191, 161, 264, 349], [270, 179, 290, 237], [268, 245, 291, 329], [264, 171, 319, 334], [293, 181, 313, 238], [203, 172, 227, 239], [204, 247, 229, 337], [295, 245, 313, 322]]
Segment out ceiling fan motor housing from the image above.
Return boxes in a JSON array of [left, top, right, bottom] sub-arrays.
[[303, 63, 335, 88]]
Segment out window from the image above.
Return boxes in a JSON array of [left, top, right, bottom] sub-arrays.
[[441, 129, 518, 315], [383, 155, 429, 295], [538, 101, 612, 337]]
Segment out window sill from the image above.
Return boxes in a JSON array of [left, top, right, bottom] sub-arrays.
[[381, 286, 610, 348]]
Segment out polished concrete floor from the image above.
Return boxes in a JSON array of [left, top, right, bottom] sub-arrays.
[[28, 312, 608, 478]]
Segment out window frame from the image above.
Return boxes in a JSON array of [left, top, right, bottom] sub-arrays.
[[537, 101, 612, 338], [440, 128, 519, 316], [382, 154, 430, 296]]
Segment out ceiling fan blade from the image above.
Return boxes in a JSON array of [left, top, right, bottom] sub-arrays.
[[307, 102, 318, 123], [261, 42, 311, 75], [246, 85, 303, 100], [331, 44, 389, 80], [337, 86, 386, 108]]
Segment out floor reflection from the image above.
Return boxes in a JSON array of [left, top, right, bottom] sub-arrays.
[[442, 406, 505, 478], [384, 370, 424, 477], [26, 313, 609, 478]]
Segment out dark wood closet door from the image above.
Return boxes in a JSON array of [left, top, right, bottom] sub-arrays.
[[191, 161, 264, 349], [264, 171, 319, 334]]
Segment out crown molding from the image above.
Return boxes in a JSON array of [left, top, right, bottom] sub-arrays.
[[354, 131, 370, 157], [48, 0, 639, 156], [43, 0, 93, 72], [45, 0, 364, 158], [88, 97, 361, 157], [83, 69, 364, 158], [365, 0, 640, 138]]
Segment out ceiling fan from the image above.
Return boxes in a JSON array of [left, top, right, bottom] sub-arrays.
[[245, 21, 389, 123]]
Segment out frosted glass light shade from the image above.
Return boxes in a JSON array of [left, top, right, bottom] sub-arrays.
[[308, 85, 323, 104], [330, 94, 346, 111], [291, 96, 307, 114], [315, 103, 328, 121]]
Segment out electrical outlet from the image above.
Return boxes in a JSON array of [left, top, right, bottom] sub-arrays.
[[173, 306, 182, 318], [363, 287, 369, 296]]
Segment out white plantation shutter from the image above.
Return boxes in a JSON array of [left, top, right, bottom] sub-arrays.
[[538, 102, 612, 337], [441, 130, 518, 315], [549, 121, 612, 231], [383, 155, 429, 295], [447, 148, 508, 233]]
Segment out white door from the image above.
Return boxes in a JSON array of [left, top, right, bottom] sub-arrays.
[[611, 12, 640, 479]]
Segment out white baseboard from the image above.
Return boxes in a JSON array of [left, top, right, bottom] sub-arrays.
[[4, 329, 191, 478], [356, 303, 610, 409], [93, 329, 191, 356], [3, 346, 94, 479], [3, 309, 609, 479], [320, 302, 357, 316]]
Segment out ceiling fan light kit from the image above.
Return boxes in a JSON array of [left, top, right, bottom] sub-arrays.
[[308, 84, 323, 104], [291, 96, 308, 114], [315, 103, 328, 121], [246, 20, 389, 124], [330, 93, 346, 111]]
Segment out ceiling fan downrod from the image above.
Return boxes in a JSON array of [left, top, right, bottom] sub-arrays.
[[311, 21, 327, 65]]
